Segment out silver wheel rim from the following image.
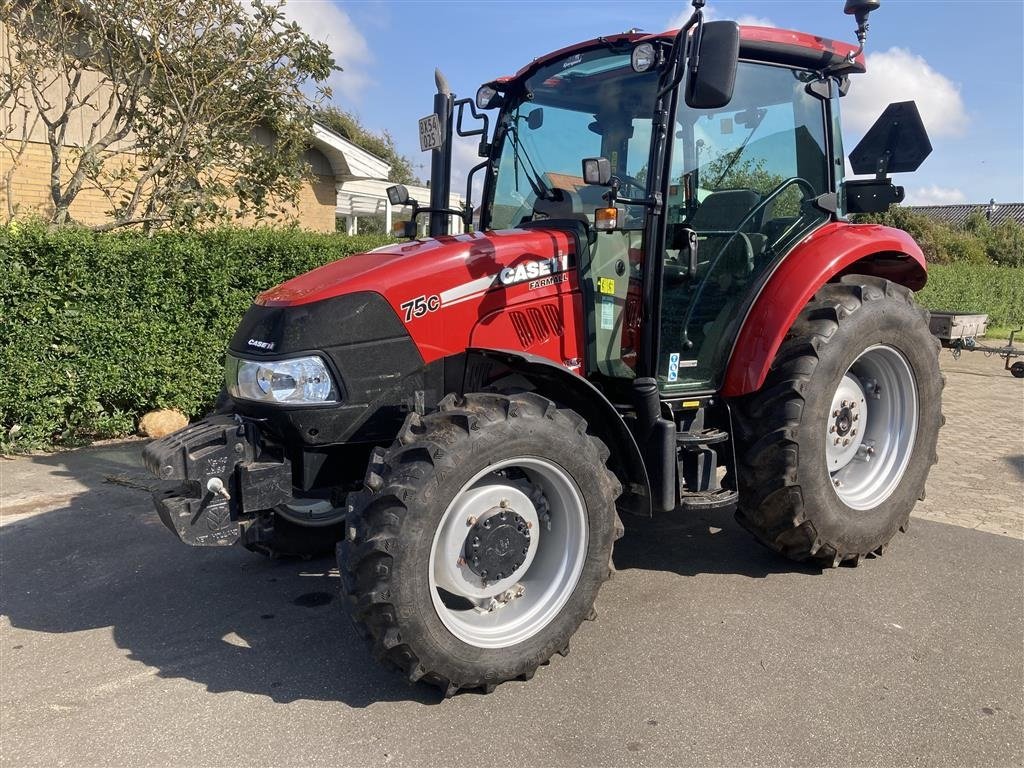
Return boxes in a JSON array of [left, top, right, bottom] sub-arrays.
[[275, 498, 345, 527], [825, 344, 919, 510], [428, 457, 588, 649]]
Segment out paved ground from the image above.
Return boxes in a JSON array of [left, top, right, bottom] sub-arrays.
[[1, 349, 1021, 767], [915, 345, 1023, 538]]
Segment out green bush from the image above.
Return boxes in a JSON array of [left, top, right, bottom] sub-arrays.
[[917, 262, 1024, 330], [858, 206, 1024, 267], [0, 223, 391, 451]]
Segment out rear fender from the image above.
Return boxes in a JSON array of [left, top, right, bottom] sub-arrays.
[[464, 348, 651, 516], [722, 223, 927, 397]]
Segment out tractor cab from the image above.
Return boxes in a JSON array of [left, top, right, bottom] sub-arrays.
[[394, 0, 928, 404], [479, 34, 847, 396], [475, 19, 886, 402]]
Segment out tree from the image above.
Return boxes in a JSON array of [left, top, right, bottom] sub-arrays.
[[0, 0, 335, 229], [699, 151, 800, 217], [315, 106, 419, 185]]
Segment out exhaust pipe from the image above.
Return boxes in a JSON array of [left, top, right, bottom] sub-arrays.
[[428, 69, 454, 237]]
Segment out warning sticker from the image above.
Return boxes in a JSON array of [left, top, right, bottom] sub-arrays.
[[668, 352, 680, 382], [598, 277, 616, 295], [600, 296, 615, 330]]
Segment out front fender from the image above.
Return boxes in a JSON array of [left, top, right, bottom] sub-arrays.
[[465, 348, 651, 516], [721, 223, 927, 397]]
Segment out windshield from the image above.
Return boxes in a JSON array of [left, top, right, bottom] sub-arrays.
[[486, 49, 661, 231]]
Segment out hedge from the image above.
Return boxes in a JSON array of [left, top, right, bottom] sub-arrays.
[[916, 262, 1024, 332], [1, 223, 390, 452], [3, 223, 1022, 452]]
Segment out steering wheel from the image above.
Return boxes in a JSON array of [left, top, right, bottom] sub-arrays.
[[738, 176, 817, 242], [618, 175, 647, 198], [673, 178, 815, 349]]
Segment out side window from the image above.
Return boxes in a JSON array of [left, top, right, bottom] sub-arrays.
[[659, 63, 831, 391], [585, 114, 651, 383]]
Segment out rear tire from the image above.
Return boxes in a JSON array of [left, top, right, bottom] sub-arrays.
[[338, 391, 622, 696], [731, 275, 943, 566]]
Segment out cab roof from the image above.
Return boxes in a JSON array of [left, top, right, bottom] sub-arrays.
[[488, 25, 866, 88]]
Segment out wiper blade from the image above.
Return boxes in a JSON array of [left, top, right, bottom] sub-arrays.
[[509, 123, 554, 201], [712, 108, 767, 189]]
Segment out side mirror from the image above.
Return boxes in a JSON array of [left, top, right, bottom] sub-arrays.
[[386, 184, 411, 206], [685, 21, 740, 110], [582, 157, 612, 186], [526, 108, 544, 131]]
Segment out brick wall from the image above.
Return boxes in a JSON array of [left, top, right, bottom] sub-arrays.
[[1, 140, 338, 232]]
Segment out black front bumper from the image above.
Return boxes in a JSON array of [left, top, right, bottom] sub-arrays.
[[141, 416, 293, 546]]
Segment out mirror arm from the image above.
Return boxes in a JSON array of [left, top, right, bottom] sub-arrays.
[[604, 176, 662, 213], [657, 6, 703, 100], [454, 98, 491, 156], [465, 160, 488, 229]]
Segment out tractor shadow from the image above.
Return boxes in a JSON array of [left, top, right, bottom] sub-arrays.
[[2, 442, 816, 709], [613, 507, 822, 579], [0, 443, 437, 708]]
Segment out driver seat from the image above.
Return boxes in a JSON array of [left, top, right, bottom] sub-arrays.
[[688, 189, 761, 232]]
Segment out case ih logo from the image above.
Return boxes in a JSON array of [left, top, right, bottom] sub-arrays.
[[499, 255, 569, 287], [247, 338, 276, 351]]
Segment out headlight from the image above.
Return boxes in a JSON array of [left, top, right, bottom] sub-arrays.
[[631, 43, 657, 73], [226, 355, 336, 404], [476, 84, 502, 110]]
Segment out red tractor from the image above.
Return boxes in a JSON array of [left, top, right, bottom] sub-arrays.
[[144, 0, 943, 695]]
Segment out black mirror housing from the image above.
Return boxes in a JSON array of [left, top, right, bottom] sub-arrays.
[[386, 184, 411, 206], [582, 157, 612, 186], [685, 20, 740, 110]]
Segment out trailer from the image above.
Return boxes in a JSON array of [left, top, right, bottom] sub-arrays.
[[930, 311, 1024, 378]]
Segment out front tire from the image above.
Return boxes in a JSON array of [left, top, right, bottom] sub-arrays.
[[338, 392, 622, 696], [731, 275, 943, 566]]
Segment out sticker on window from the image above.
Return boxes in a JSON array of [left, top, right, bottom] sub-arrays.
[[598, 277, 616, 295], [668, 352, 680, 382], [600, 296, 615, 330]]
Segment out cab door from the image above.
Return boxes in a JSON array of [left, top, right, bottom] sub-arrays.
[[657, 61, 835, 392]]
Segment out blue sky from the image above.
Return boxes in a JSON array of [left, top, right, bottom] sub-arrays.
[[289, 0, 1024, 206]]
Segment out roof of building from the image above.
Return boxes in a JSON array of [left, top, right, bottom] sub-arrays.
[[905, 202, 1024, 228], [309, 122, 391, 180]]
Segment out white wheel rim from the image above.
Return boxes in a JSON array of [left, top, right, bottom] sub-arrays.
[[825, 344, 919, 510], [427, 457, 588, 649]]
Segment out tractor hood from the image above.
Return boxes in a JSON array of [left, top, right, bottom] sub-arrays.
[[254, 227, 583, 366]]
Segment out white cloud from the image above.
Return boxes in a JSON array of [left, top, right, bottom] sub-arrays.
[[282, 0, 373, 103], [842, 47, 968, 139], [904, 186, 967, 206], [668, 5, 775, 28], [734, 14, 775, 27]]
